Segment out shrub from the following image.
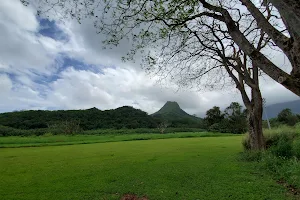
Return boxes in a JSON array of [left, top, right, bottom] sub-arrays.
[[295, 122, 300, 129], [242, 134, 251, 150], [43, 132, 54, 137], [242, 126, 300, 151], [260, 152, 300, 188], [242, 126, 300, 190], [261, 153, 285, 174], [292, 138, 300, 159], [269, 135, 293, 158]]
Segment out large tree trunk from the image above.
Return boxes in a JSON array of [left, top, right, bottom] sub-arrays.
[[247, 88, 265, 150]]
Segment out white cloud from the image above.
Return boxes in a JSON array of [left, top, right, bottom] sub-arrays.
[[0, 0, 64, 76]]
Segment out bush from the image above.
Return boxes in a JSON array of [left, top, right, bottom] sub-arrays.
[[242, 126, 300, 189], [242, 134, 251, 150], [261, 153, 286, 174], [242, 126, 300, 151], [295, 122, 300, 129], [292, 138, 300, 159], [269, 135, 293, 158], [260, 152, 300, 188]]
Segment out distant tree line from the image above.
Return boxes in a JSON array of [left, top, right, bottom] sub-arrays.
[[264, 108, 300, 128], [203, 102, 300, 134], [203, 102, 247, 134], [0, 103, 299, 136]]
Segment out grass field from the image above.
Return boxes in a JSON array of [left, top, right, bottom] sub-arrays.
[[0, 136, 293, 200], [0, 132, 232, 148]]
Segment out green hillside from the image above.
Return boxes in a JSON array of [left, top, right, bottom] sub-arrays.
[[0, 106, 157, 130], [151, 101, 201, 121]]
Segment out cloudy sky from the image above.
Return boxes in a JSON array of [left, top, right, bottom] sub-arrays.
[[0, 0, 299, 117]]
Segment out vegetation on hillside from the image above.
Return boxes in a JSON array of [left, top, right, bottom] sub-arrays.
[[0, 106, 157, 130]]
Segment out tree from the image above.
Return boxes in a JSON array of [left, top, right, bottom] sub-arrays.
[[205, 106, 224, 126], [278, 108, 293, 122], [224, 102, 243, 120], [157, 121, 169, 134], [224, 102, 247, 134], [277, 108, 298, 126]]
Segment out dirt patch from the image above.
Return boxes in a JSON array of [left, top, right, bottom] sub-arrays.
[[276, 179, 300, 196], [121, 194, 148, 200]]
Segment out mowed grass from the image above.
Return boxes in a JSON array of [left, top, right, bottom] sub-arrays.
[[0, 132, 233, 148], [0, 136, 292, 200]]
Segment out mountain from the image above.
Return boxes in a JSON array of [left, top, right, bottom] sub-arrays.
[[264, 100, 300, 119], [151, 101, 200, 121]]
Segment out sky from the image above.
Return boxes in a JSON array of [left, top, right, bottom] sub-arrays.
[[0, 0, 299, 117]]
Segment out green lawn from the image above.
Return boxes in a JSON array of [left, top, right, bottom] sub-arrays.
[[0, 136, 293, 200], [0, 132, 232, 148]]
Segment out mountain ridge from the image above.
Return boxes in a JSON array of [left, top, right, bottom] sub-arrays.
[[264, 99, 300, 119]]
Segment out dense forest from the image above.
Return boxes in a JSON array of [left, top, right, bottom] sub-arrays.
[[0, 106, 158, 130]]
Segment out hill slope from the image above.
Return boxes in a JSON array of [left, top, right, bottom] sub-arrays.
[[0, 106, 157, 130], [151, 101, 200, 121], [264, 100, 300, 119]]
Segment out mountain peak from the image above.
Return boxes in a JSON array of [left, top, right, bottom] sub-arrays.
[[152, 101, 200, 121], [164, 101, 180, 107]]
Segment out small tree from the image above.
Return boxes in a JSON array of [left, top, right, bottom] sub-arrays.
[[157, 121, 169, 134], [224, 102, 247, 134], [277, 108, 298, 126], [62, 120, 81, 135], [205, 106, 224, 126]]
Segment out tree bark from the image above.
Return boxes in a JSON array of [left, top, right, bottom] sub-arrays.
[[269, 0, 300, 39], [223, 56, 265, 150], [246, 88, 265, 150]]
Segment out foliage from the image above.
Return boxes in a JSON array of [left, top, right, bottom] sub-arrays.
[[206, 102, 247, 134], [242, 126, 300, 151], [0, 135, 290, 199], [292, 138, 300, 159], [262, 107, 300, 129], [269, 135, 293, 158], [204, 106, 224, 126], [277, 108, 299, 126], [242, 125, 300, 190], [0, 106, 158, 131], [156, 121, 169, 134], [0, 125, 208, 137]]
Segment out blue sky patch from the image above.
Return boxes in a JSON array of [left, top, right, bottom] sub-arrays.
[[38, 18, 69, 41], [59, 54, 104, 74]]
